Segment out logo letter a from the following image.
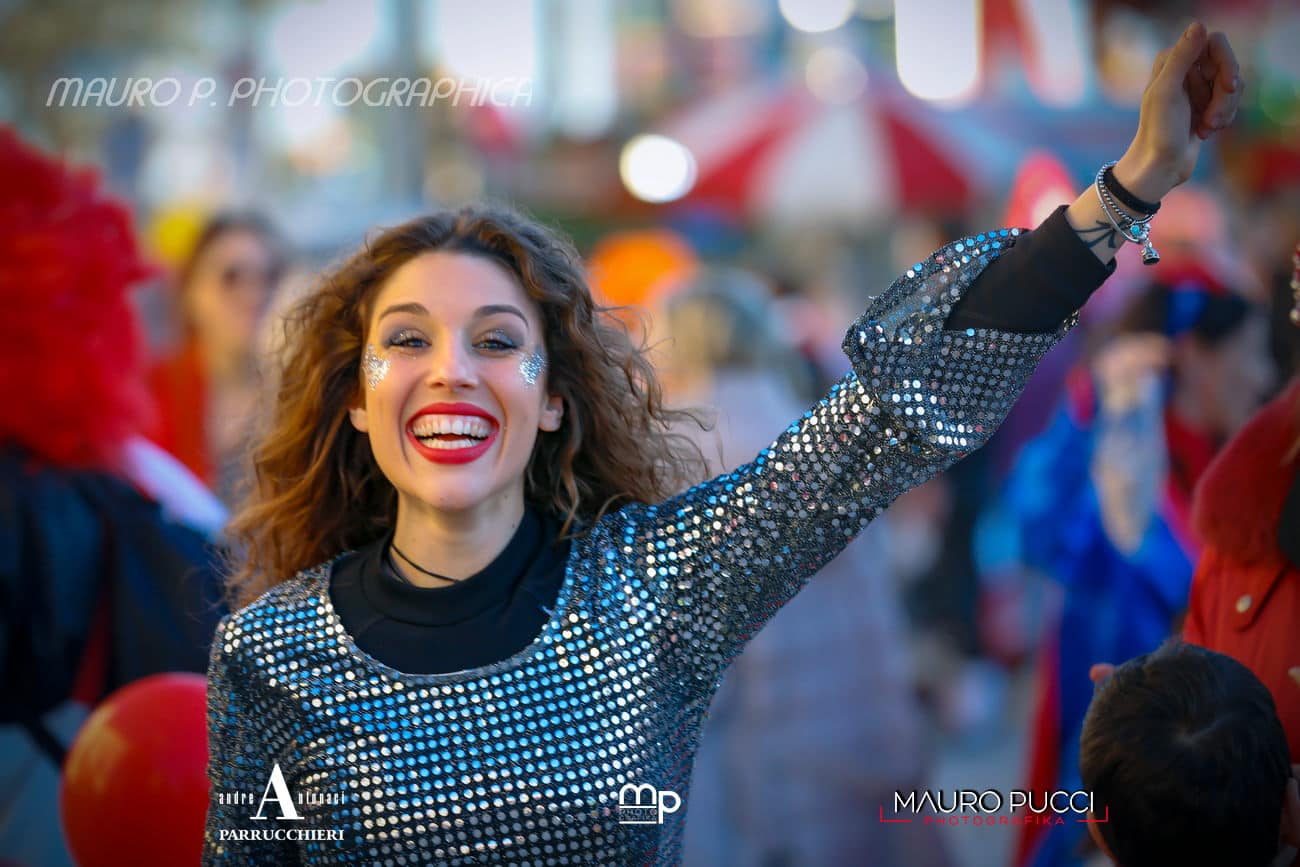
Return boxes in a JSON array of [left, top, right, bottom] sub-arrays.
[[253, 762, 302, 820]]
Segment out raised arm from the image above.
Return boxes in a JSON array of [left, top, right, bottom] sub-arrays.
[[1064, 21, 1241, 264], [591, 20, 1243, 699]]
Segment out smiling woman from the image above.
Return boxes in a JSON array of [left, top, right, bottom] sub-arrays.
[[221, 206, 709, 609]]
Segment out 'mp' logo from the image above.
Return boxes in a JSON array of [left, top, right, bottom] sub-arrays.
[[617, 783, 681, 825]]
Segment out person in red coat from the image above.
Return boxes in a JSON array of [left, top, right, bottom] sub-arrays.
[[146, 213, 285, 505], [1183, 244, 1300, 760]]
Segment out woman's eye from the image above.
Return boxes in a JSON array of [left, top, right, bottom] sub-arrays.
[[385, 331, 427, 349], [477, 333, 518, 351], [382, 329, 517, 351]]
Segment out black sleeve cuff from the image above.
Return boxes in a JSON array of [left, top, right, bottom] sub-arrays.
[[946, 203, 1117, 333]]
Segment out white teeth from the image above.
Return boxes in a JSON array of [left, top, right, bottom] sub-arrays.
[[410, 414, 493, 438], [418, 436, 482, 450]]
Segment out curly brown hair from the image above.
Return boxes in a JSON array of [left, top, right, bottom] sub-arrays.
[[223, 203, 709, 609]]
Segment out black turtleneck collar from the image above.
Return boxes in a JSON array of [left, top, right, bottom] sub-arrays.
[[327, 503, 573, 674], [359, 505, 543, 627]]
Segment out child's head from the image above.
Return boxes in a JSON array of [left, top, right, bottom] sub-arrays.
[[1081, 641, 1299, 867]]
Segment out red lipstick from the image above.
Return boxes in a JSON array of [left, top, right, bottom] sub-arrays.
[[405, 402, 500, 465]]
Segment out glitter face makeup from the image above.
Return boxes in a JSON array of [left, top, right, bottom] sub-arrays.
[[363, 343, 390, 391], [518, 348, 546, 386]]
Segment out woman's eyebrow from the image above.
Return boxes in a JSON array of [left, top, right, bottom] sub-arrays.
[[378, 301, 427, 322], [473, 304, 528, 328], [376, 302, 527, 328]]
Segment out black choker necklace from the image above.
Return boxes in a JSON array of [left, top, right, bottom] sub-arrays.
[[388, 542, 460, 585]]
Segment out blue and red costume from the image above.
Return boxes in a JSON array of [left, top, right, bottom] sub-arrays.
[[1008, 367, 1214, 867]]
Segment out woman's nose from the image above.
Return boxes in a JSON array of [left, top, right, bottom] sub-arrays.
[[424, 341, 477, 389]]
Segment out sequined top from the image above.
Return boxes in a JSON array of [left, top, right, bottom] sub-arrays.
[[203, 226, 1080, 865]]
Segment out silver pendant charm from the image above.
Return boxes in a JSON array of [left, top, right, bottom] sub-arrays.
[[1130, 221, 1159, 265]]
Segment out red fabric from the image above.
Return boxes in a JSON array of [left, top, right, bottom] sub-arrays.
[[1015, 622, 1063, 867], [69, 591, 112, 707], [1184, 377, 1300, 761], [1161, 409, 1219, 559], [686, 90, 810, 214], [1149, 259, 1234, 296], [1064, 366, 1096, 426], [881, 111, 972, 210], [983, 0, 1029, 73], [0, 128, 157, 472], [145, 338, 213, 486], [1240, 140, 1300, 196], [1192, 378, 1300, 563]]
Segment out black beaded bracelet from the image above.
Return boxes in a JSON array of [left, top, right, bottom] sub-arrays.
[[1102, 162, 1161, 215]]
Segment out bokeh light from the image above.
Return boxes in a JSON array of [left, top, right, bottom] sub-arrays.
[[778, 0, 855, 35], [805, 45, 869, 104], [896, 0, 981, 104], [619, 134, 697, 203]]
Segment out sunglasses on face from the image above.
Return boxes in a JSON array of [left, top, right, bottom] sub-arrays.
[[218, 262, 284, 290]]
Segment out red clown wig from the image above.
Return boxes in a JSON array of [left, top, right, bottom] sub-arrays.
[[0, 128, 156, 470]]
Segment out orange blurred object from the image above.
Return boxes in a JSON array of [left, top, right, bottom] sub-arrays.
[[587, 229, 697, 315], [587, 228, 696, 310]]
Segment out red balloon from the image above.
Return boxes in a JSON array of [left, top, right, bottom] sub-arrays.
[[60, 673, 209, 867]]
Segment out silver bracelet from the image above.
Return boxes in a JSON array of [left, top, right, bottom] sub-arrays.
[[1094, 162, 1160, 265]]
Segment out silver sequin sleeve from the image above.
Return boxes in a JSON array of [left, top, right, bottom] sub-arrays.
[[604, 228, 1076, 698]]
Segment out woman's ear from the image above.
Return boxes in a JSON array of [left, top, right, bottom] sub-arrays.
[[349, 402, 369, 433], [539, 393, 564, 432]]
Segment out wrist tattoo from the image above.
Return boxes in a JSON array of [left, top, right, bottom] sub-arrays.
[[1075, 220, 1121, 250]]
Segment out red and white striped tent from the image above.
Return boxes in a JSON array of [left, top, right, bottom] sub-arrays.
[[660, 78, 990, 227]]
